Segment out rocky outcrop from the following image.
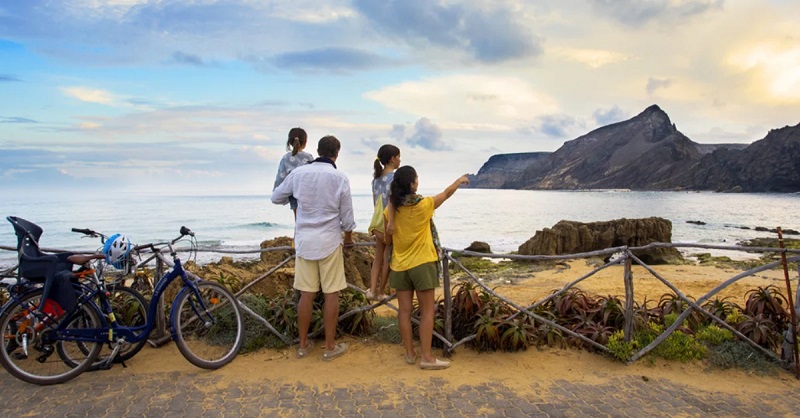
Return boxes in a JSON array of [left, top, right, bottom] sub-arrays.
[[518, 217, 684, 264], [467, 152, 551, 189], [464, 241, 492, 253]]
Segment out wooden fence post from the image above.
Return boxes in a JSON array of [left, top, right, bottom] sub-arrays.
[[623, 251, 635, 342], [442, 252, 453, 356]]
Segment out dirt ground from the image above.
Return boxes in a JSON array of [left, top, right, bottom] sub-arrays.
[[125, 260, 800, 395]]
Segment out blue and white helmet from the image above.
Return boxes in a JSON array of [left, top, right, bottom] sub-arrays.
[[103, 233, 131, 269]]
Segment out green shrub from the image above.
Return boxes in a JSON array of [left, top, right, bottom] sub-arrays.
[[652, 331, 706, 361], [373, 315, 401, 344], [607, 330, 634, 362], [236, 293, 275, 352], [696, 324, 734, 346], [707, 340, 779, 375], [664, 313, 679, 328], [725, 309, 746, 326]]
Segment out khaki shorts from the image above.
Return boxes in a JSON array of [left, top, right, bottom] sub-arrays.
[[294, 246, 347, 294], [389, 261, 439, 291]]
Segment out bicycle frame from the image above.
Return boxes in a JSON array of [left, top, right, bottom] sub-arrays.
[[56, 248, 210, 346]]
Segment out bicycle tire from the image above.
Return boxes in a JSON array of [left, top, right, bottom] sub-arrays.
[[59, 285, 148, 369], [100, 285, 149, 363], [171, 280, 243, 369], [0, 290, 103, 385]]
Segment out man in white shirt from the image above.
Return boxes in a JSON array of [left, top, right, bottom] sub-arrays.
[[271, 135, 355, 361]]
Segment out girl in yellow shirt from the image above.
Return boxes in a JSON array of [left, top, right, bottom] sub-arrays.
[[385, 166, 469, 370]]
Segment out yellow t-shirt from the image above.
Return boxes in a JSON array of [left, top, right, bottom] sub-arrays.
[[386, 196, 437, 272]]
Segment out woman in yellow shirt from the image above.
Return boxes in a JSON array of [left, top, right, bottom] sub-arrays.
[[385, 166, 469, 370]]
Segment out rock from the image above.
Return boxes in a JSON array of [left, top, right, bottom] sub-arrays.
[[464, 241, 492, 253], [518, 217, 684, 265], [686, 220, 706, 225], [259, 236, 294, 265]]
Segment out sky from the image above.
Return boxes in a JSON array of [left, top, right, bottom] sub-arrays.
[[1, 0, 799, 196]]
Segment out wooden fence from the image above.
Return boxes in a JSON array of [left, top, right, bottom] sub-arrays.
[[2, 241, 799, 370]]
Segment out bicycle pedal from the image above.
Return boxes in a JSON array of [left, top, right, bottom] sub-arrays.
[[11, 352, 28, 360]]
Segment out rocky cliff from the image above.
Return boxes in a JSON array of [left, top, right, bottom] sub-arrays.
[[674, 124, 800, 192], [467, 152, 550, 188], [469, 105, 800, 192]]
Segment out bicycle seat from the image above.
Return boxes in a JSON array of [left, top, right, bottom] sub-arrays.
[[66, 254, 105, 265]]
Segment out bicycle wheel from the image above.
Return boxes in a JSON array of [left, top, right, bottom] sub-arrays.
[[171, 280, 243, 369], [59, 285, 148, 369], [0, 290, 103, 385], [102, 285, 148, 362]]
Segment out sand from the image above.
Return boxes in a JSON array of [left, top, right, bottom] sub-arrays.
[[122, 260, 800, 396]]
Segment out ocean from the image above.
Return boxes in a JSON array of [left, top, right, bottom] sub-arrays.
[[2, 189, 799, 269]]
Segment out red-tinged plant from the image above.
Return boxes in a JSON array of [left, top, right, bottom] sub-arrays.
[[737, 314, 782, 350], [500, 317, 535, 352], [743, 285, 789, 331], [474, 312, 504, 352], [702, 296, 740, 323], [595, 295, 625, 328]]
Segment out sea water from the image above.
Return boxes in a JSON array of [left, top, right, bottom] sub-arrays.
[[1, 189, 799, 268]]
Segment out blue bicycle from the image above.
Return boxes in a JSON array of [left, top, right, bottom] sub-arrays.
[[0, 220, 244, 385]]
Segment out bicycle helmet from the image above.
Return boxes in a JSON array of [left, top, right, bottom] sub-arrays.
[[103, 233, 131, 269]]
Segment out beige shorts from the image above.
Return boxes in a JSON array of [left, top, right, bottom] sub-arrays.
[[294, 246, 347, 294]]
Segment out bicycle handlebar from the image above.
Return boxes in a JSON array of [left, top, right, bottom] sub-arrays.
[[132, 227, 195, 253], [71, 227, 109, 242]]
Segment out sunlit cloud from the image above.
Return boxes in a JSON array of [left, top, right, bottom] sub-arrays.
[[646, 77, 673, 95], [589, 0, 724, 27], [365, 74, 559, 127], [729, 42, 800, 103], [60, 86, 119, 106], [551, 47, 633, 68]]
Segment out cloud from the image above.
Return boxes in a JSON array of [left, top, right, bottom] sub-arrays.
[[365, 74, 559, 128], [728, 42, 800, 103], [60, 86, 119, 105], [593, 106, 628, 126], [172, 51, 211, 67], [536, 114, 584, 138], [0, 74, 21, 82], [589, 0, 724, 27], [389, 124, 405, 141], [1, 116, 38, 124], [646, 77, 673, 95], [268, 47, 389, 73], [551, 47, 632, 68], [352, 0, 541, 63], [396, 118, 450, 151]]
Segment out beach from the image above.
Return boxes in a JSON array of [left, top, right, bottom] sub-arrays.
[[168, 259, 800, 389], [2, 259, 799, 416]]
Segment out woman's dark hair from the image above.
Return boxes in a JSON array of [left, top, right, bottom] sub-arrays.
[[390, 166, 417, 209], [373, 144, 400, 179], [286, 127, 308, 156], [317, 135, 341, 159]]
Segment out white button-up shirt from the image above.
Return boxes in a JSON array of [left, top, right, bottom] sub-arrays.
[[271, 160, 356, 260]]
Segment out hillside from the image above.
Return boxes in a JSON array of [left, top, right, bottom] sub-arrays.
[[469, 105, 800, 192]]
